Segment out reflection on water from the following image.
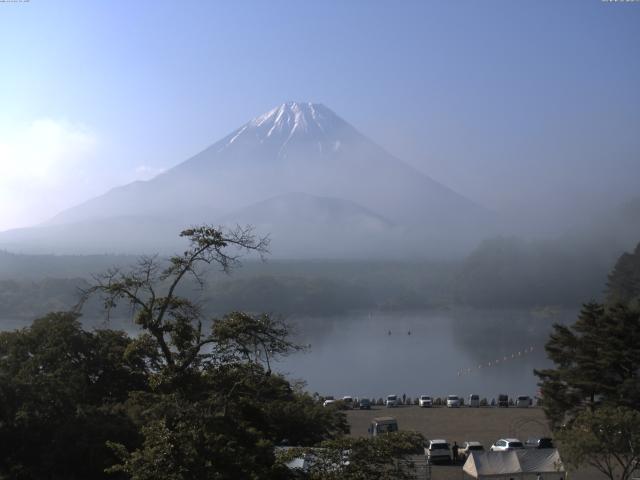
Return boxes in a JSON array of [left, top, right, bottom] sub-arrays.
[[277, 308, 577, 400]]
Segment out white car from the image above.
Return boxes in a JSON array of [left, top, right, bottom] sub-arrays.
[[516, 395, 531, 408], [342, 396, 354, 408], [426, 439, 452, 463], [490, 438, 525, 452], [459, 441, 484, 460], [468, 394, 480, 408], [419, 395, 433, 408], [446, 395, 460, 407], [386, 394, 398, 407], [323, 399, 336, 407]]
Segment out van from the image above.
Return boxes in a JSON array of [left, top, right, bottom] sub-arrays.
[[497, 394, 509, 407], [368, 417, 398, 437], [516, 395, 531, 408], [446, 395, 460, 408], [426, 439, 452, 463], [468, 394, 480, 408]]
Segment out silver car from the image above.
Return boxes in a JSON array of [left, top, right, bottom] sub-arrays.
[[490, 438, 525, 451]]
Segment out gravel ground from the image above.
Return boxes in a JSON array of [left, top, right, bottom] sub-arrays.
[[345, 405, 604, 479]]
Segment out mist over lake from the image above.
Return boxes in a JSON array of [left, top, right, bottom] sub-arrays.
[[276, 307, 576, 399]]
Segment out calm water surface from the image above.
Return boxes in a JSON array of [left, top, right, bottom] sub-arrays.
[[276, 307, 577, 401], [2, 307, 577, 402]]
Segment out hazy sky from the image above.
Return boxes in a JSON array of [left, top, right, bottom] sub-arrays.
[[1, 0, 639, 231]]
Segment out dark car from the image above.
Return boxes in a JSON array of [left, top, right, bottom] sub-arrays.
[[497, 394, 509, 407], [359, 398, 371, 410], [526, 437, 554, 449]]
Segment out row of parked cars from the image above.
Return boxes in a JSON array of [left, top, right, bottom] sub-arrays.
[[368, 417, 553, 463], [323, 394, 534, 409], [426, 437, 555, 463], [405, 394, 533, 408]]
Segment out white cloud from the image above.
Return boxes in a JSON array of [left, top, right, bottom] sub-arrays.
[[0, 119, 98, 231]]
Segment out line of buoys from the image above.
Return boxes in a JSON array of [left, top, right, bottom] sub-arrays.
[[457, 346, 535, 376]]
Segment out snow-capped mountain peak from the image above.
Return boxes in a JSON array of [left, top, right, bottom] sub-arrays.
[[223, 102, 354, 153]]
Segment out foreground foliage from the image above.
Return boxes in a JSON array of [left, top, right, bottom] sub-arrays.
[[537, 242, 640, 480], [0, 312, 145, 479], [278, 431, 426, 480], [535, 302, 640, 428], [557, 406, 640, 480], [0, 226, 354, 479]]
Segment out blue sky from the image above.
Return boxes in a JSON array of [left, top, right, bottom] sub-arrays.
[[1, 0, 639, 230]]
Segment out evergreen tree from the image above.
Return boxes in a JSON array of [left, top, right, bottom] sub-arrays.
[[535, 302, 640, 428]]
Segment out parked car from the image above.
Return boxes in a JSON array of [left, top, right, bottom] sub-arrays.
[[426, 439, 452, 463], [525, 437, 554, 449], [446, 395, 460, 408], [342, 396, 354, 408], [459, 441, 484, 460], [359, 398, 371, 410], [419, 395, 433, 408], [516, 395, 531, 408], [386, 394, 398, 407], [468, 394, 480, 408], [323, 399, 335, 407], [490, 438, 525, 452], [368, 417, 398, 437], [497, 394, 509, 407]]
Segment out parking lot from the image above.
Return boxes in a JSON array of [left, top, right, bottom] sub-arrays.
[[345, 405, 603, 479]]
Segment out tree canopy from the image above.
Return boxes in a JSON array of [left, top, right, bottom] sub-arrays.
[[535, 302, 640, 428], [0, 225, 361, 479], [536, 241, 640, 480], [0, 312, 147, 479], [557, 406, 640, 480]]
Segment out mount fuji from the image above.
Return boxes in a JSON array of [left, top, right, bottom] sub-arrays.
[[0, 102, 494, 257]]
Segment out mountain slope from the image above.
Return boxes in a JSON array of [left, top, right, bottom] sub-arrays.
[[220, 192, 399, 258], [2, 102, 494, 257]]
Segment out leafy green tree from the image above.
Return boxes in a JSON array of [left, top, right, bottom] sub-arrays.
[[0, 312, 148, 480], [557, 406, 640, 480]]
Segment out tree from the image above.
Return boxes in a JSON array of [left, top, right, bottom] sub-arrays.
[[0, 225, 352, 479], [80, 225, 349, 479], [536, 244, 640, 479], [0, 312, 148, 480], [534, 302, 640, 428], [79, 225, 270, 380], [557, 406, 640, 480]]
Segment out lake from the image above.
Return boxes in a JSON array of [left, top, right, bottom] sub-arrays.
[[1, 306, 577, 402], [276, 307, 577, 401]]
